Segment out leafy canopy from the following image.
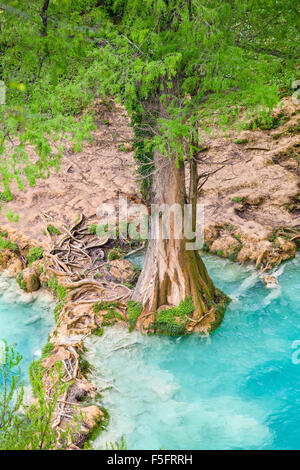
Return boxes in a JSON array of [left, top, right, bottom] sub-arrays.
[[0, 0, 298, 202]]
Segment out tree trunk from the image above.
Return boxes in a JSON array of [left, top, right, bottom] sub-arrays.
[[132, 148, 228, 334]]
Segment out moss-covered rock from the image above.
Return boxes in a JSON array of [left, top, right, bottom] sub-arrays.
[[18, 267, 40, 292]]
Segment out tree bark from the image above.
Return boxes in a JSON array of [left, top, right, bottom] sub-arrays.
[[132, 148, 228, 333]]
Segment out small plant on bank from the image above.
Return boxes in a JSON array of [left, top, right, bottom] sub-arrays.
[[106, 436, 127, 450], [108, 248, 122, 261], [94, 301, 124, 326], [48, 277, 67, 323], [88, 224, 98, 235], [84, 407, 110, 449], [93, 327, 104, 337], [232, 197, 244, 203], [40, 341, 54, 360], [48, 277, 67, 302], [47, 225, 61, 236], [27, 246, 43, 264], [0, 190, 13, 202], [0, 235, 19, 253], [201, 242, 210, 252], [16, 272, 27, 292], [127, 300, 143, 331], [228, 245, 241, 262], [154, 297, 195, 336], [245, 111, 286, 131]]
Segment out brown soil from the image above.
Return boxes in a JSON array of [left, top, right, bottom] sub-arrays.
[[0, 100, 137, 248]]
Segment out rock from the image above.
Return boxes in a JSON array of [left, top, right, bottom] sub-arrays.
[[21, 267, 40, 292], [262, 275, 279, 289], [109, 258, 137, 283], [68, 378, 97, 403], [80, 405, 104, 434], [41, 346, 71, 368], [277, 237, 296, 261], [0, 249, 12, 270], [7, 257, 23, 276], [210, 235, 240, 258]]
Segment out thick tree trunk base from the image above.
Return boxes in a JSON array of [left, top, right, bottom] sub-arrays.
[[130, 148, 230, 335], [131, 237, 230, 335]]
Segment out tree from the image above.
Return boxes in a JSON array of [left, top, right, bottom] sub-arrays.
[[0, 1, 298, 331]]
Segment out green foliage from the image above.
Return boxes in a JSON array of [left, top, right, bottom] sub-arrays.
[[16, 272, 27, 292], [0, 343, 75, 450], [27, 246, 43, 264], [48, 276, 67, 301], [246, 112, 286, 131], [41, 341, 54, 360], [53, 301, 64, 323], [84, 407, 110, 449], [232, 197, 244, 203], [0, 235, 19, 253], [108, 247, 122, 261], [77, 350, 93, 377], [201, 242, 210, 252], [88, 224, 98, 235], [94, 300, 123, 325], [93, 327, 104, 337], [228, 245, 241, 262], [47, 225, 61, 235], [94, 301, 118, 313], [0, 0, 297, 209], [154, 297, 194, 336], [106, 436, 127, 450], [127, 300, 142, 331]]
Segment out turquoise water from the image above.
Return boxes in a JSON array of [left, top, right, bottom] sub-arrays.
[[86, 253, 300, 450], [0, 273, 54, 383]]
